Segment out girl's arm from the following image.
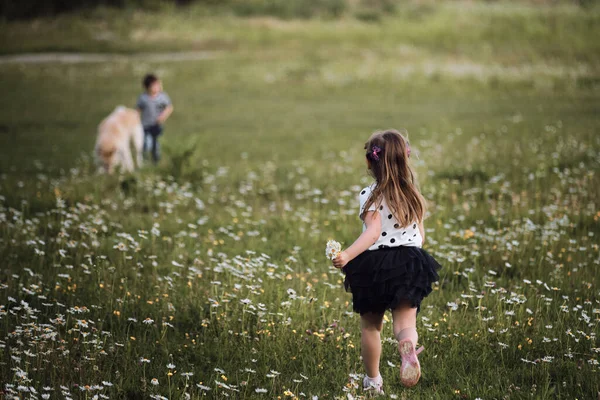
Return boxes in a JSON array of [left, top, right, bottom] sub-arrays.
[[333, 211, 381, 268]]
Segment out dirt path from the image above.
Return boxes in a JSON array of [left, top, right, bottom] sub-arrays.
[[0, 51, 220, 64], [0, 51, 590, 81]]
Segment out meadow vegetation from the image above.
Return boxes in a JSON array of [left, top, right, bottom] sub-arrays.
[[0, 2, 599, 399]]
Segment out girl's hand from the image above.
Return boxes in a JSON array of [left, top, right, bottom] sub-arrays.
[[333, 251, 350, 269], [332, 210, 380, 269]]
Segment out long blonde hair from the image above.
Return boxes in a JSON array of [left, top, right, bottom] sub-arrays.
[[362, 129, 426, 225]]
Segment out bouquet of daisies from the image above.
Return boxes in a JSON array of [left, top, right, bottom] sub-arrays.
[[325, 240, 342, 260]]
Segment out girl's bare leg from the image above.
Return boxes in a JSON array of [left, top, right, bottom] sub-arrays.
[[360, 311, 384, 379], [392, 301, 422, 387], [392, 301, 418, 345]]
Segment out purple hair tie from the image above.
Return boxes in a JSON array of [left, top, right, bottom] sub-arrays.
[[371, 146, 382, 161]]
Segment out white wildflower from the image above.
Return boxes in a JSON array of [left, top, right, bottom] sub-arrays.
[[325, 240, 342, 260]]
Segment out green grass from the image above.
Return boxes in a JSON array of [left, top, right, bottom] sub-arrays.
[[0, 3, 599, 399]]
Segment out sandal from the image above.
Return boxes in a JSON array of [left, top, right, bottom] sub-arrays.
[[363, 376, 384, 396], [398, 338, 424, 387]]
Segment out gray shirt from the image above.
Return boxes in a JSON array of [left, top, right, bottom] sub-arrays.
[[136, 92, 172, 128]]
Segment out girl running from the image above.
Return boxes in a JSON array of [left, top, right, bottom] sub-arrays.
[[333, 129, 442, 394]]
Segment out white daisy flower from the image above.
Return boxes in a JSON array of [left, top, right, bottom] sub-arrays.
[[325, 240, 342, 260]]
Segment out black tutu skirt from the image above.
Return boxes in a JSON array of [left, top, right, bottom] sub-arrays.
[[342, 246, 442, 315]]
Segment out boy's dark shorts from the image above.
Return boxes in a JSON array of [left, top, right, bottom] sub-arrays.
[[144, 124, 163, 137]]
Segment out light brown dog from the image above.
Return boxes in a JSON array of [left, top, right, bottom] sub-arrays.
[[95, 106, 144, 174]]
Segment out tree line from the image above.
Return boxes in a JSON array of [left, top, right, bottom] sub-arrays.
[[1, 0, 596, 21]]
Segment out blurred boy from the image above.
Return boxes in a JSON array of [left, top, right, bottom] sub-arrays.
[[136, 74, 173, 164]]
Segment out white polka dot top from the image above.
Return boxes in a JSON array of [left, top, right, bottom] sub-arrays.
[[359, 184, 423, 250]]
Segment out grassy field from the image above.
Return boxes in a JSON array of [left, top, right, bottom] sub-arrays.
[[1, 2, 599, 399]]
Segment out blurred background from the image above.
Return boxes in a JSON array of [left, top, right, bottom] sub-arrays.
[[1, 0, 598, 176], [1, 0, 599, 20]]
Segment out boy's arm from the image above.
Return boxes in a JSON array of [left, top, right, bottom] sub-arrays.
[[157, 104, 173, 124], [333, 211, 381, 268]]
